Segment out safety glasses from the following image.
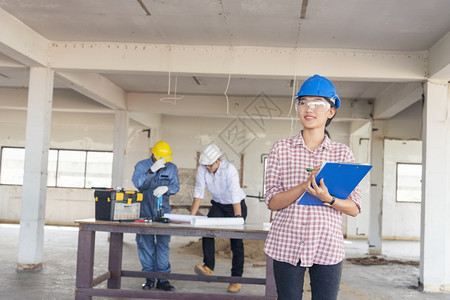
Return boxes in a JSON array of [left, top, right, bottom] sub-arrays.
[[154, 155, 172, 162], [297, 99, 331, 113]]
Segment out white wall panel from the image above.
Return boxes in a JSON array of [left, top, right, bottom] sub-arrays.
[[383, 140, 422, 239]]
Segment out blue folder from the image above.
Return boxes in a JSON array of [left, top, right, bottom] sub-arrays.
[[297, 162, 372, 206]]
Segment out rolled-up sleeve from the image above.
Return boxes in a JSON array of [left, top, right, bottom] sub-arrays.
[[193, 166, 206, 199]]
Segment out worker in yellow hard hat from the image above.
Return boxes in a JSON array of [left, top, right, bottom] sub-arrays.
[[132, 140, 180, 292]]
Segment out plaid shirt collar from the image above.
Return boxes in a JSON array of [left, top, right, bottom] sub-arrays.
[[292, 131, 333, 151]]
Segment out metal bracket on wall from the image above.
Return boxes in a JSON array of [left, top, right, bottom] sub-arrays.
[[359, 138, 369, 145], [260, 153, 268, 163], [142, 129, 151, 138]]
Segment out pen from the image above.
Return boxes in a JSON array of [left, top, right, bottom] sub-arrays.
[[306, 168, 313, 172], [119, 218, 151, 223], [134, 219, 151, 223]]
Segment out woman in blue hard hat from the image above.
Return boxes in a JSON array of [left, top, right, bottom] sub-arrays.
[[264, 75, 361, 299]]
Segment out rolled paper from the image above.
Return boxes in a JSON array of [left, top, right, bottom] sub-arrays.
[[190, 217, 244, 226], [163, 213, 207, 223]]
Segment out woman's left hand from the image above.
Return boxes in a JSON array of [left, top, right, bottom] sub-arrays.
[[306, 175, 333, 203]]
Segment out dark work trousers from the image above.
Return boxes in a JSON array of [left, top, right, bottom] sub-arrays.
[[202, 199, 247, 277], [273, 259, 342, 300]]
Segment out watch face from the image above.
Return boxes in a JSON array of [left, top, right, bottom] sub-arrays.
[[330, 196, 336, 205]]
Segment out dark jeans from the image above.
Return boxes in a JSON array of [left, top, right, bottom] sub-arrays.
[[273, 259, 342, 300], [202, 199, 247, 277]]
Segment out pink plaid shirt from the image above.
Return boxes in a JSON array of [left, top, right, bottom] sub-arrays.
[[264, 132, 361, 267]]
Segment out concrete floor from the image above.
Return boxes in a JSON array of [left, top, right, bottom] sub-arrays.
[[1, 223, 449, 300]]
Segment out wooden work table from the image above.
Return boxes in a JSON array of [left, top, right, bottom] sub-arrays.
[[74, 219, 276, 299]]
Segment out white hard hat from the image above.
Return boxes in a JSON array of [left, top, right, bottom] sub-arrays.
[[199, 143, 223, 165]]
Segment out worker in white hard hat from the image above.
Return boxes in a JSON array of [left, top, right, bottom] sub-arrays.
[[189, 143, 247, 293]]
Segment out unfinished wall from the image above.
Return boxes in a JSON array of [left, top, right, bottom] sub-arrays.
[[0, 107, 150, 224], [0, 101, 355, 227], [0, 91, 423, 237]]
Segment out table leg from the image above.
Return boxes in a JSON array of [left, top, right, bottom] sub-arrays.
[[107, 232, 123, 289], [75, 228, 95, 300], [265, 255, 277, 299]]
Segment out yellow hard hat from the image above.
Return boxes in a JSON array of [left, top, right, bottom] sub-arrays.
[[151, 141, 173, 162]]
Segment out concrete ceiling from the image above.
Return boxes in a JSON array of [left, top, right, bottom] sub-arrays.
[[1, 0, 448, 50], [0, 0, 449, 119]]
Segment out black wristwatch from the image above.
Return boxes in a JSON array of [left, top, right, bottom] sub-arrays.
[[235, 215, 242, 218], [324, 196, 336, 207]]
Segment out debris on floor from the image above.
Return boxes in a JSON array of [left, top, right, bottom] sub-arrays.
[[346, 256, 419, 266], [177, 238, 266, 262]]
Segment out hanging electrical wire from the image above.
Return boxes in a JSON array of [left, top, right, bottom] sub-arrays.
[[160, 72, 184, 105], [224, 73, 234, 117]]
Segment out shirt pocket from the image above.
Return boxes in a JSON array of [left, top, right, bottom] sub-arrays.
[[159, 174, 170, 186]]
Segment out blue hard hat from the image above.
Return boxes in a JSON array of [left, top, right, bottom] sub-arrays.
[[295, 74, 341, 108]]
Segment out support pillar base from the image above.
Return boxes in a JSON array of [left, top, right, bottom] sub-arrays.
[[17, 263, 43, 272], [419, 281, 450, 293]]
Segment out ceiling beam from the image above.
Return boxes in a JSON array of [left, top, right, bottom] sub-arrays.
[[49, 42, 427, 82], [0, 8, 48, 67], [428, 30, 450, 80], [127, 92, 372, 121], [0, 87, 112, 113], [0, 87, 28, 110], [0, 53, 25, 69], [56, 72, 127, 110], [129, 112, 161, 129], [0, 8, 128, 113], [373, 82, 423, 119]]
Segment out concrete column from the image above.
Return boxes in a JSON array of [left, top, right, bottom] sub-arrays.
[[347, 121, 372, 238], [111, 110, 129, 188], [420, 80, 450, 292], [368, 120, 385, 255], [17, 67, 54, 271]]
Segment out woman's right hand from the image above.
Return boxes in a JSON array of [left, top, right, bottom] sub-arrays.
[[268, 180, 311, 211], [308, 165, 321, 178]]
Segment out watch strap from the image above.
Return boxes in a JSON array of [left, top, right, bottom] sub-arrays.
[[324, 196, 336, 206]]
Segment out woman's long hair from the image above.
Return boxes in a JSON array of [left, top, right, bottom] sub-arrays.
[[324, 97, 336, 138]]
